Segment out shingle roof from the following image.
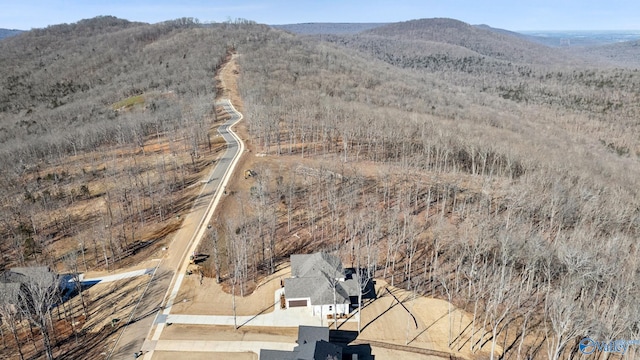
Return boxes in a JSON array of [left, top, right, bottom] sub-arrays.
[[291, 253, 344, 279], [0, 270, 27, 284], [260, 326, 372, 360], [286, 253, 359, 306], [0, 282, 21, 304], [0, 267, 58, 308], [259, 349, 297, 360], [298, 325, 329, 345], [297, 340, 342, 360], [2, 267, 56, 285]]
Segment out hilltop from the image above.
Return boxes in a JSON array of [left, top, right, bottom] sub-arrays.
[[359, 18, 579, 65], [1, 15, 640, 360], [271, 22, 386, 34]]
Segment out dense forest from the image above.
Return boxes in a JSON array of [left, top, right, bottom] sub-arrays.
[[1, 16, 640, 359]]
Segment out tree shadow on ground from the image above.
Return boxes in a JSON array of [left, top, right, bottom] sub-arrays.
[[237, 299, 279, 329]]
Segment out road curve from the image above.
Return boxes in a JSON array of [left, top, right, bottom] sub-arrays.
[[161, 99, 245, 313], [108, 99, 245, 359]]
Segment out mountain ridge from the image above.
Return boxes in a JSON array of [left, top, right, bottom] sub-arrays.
[[362, 18, 570, 65], [271, 22, 386, 34]]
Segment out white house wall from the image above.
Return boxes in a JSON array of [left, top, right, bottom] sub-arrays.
[[312, 303, 350, 317]]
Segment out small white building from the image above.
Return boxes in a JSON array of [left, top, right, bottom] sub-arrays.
[[284, 252, 359, 318]]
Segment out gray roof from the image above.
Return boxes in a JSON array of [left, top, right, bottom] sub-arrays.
[[286, 276, 352, 305], [296, 340, 342, 360], [286, 253, 359, 306], [0, 267, 58, 308], [260, 341, 342, 360], [260, 326, 372, 360], [10, 266, 53, 278], [291, 253, 344, 279], [259, 349, 297, 360], [0, 270, 27, 284], [0, 282, 21, 305], [298, 325, 329, 345], [2, 267, 56, 284]]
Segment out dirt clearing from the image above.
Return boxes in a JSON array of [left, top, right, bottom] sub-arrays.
[[171, 265, 290, 316]]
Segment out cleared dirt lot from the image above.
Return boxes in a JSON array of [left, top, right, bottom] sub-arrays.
[[166, 261, 494, 359], [159, 324, 297, 342], [171, 265, 290, 316], [337, 279, 495, 359]]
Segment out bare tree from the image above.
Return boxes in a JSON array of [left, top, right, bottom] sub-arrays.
[[0, 283, 25, 360], [544, 286, 586, 360], [355, 267, 372, 334], [20, 268, 58, 360], [63, 252, 88, 318], [328, 277, 339, 330], [208, 227, 221, 283]]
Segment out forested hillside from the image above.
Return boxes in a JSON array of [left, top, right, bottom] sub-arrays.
[[570, 39, 640, 68], [0, 16, 272, 272], [232, 18, 640, 359], [0, 16, 277, 359], [2, 15, 640, 359], [271, 22, 386, 34]]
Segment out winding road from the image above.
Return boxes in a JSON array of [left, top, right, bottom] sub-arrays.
[[107, 99, 245, 359]]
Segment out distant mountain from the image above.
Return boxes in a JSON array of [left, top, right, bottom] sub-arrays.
[[271, 22, 387, 35], [27, 16, 144, 39], [519, 30, 640, 47], [0, 28, 23, 39], [571, 39, 640, 67], [362, 18, 574, 65], [473, 24, 524, 37]]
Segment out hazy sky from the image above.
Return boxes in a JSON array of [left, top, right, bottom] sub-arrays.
[[2, 0, 639, 31]]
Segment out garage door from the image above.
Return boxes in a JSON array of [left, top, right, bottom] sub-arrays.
[[288, 299, 308, 307]]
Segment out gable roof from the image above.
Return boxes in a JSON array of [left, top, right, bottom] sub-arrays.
[[291, 253, 344, 279], [286, 253, 359, 306]]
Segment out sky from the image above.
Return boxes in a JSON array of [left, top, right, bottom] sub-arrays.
[[1, 0, 639, 31]]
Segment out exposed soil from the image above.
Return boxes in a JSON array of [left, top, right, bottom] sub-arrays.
[[338, 279, 495, 359], [171, 265, 289, 316], [160, 324, 298, 342]]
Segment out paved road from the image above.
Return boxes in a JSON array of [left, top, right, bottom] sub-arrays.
[[108, 99, 245, 359]]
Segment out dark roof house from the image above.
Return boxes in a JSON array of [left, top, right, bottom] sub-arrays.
[[260, 325, 341, 360], [260, 326, 373, 360]]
